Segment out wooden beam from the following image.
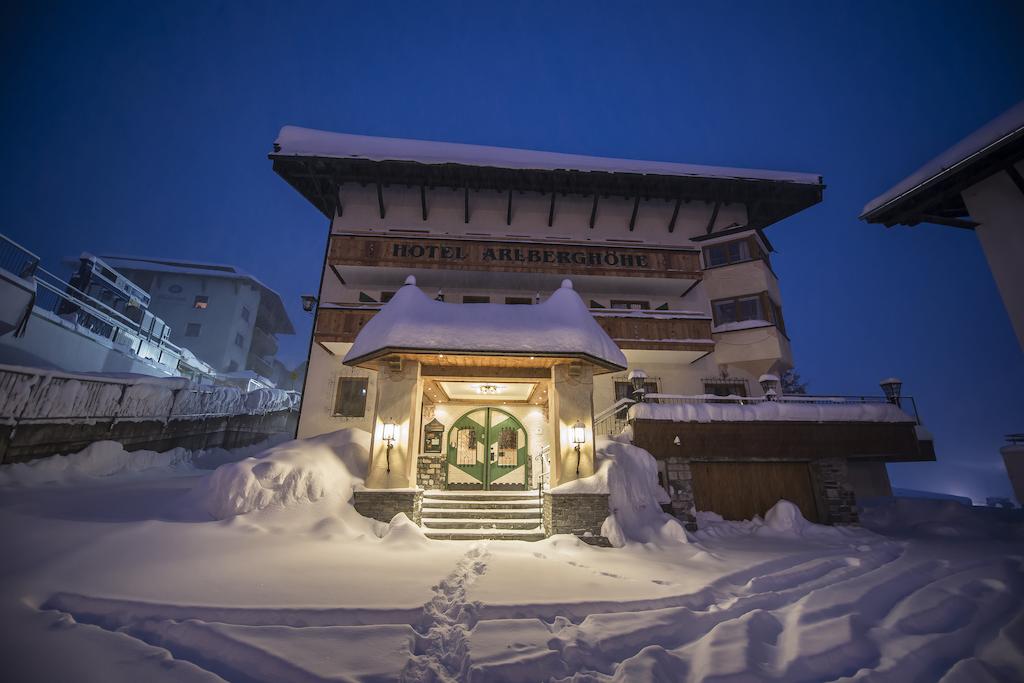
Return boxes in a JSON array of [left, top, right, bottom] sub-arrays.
[[1006, 165, 1024, 198], [667, 197, 681, 233], [920, 215, 978, 230], [589, 194, 599, 229], [376, 182, 386, 219], [705, 201, 721, 234], [335, 187, 343, 217], [628, 196, 641, 231], [547, 191, 556, 227], [506, 189, 513, 226], [464, 186, 470, 224], [420, 185, 428, 221]]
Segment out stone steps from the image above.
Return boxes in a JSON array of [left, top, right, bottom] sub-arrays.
[[422, 490, 544, 541]]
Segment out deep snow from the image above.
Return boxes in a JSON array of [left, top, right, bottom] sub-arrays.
[[0, 431, 1021, 682]]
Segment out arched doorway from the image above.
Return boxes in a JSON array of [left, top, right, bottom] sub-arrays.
[[446, 407, 529, 490]]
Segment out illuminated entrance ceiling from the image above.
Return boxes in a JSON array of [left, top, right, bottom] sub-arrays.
[[437, 381, 536, 402]]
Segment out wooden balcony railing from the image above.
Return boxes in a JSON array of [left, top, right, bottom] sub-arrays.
[[314, 305, 714, 353]]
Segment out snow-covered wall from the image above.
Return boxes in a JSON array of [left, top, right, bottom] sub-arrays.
[[0, 364, 299, 424]]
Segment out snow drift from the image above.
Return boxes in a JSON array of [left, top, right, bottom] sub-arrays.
[[0, 440, 196, 486], [553, 434, 687, 547], [860, 497, 1024, 541], [189, 429, 371, 520]]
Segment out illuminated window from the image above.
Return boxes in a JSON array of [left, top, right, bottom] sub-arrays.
[[333, 377, 368, 417], [193, 295, 209, 309]]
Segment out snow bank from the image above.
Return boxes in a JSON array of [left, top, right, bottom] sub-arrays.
[[554, 435, 687, 547], [629, 399, 914, 423], [0, 441, 195, 486], [343, 278, 627, 369], [189, 429, 371, 520], [859, 497, 1024, 541], [695, 501, 857, 542]]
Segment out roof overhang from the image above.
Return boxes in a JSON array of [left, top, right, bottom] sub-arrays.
[[270, 153, 823, 230], [861, 105, 1024, 230]]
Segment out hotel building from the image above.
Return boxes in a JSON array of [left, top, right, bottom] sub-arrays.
[[272, 127, 933, 540]]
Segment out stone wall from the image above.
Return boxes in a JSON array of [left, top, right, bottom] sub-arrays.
[[353, 490, 423, 525], [810, 457, 859, 525], [544, 492, 610, 542], [416, 453, 447, 490], [0, 410, 298, 464], [664, 457, 697, 531]]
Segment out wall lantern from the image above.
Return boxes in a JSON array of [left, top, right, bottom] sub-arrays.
[[628, 369, 648, 403], [382, 420, 397, 472], [759, 374, 780, 397], [572, 419, 586, 475], [880, 377, 903, 406], [300, 295, 318, 313]]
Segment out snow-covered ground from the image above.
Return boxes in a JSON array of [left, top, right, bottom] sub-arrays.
[[1, 432, 1022, 682]]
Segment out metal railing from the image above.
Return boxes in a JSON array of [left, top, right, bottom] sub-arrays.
[[0, 234, 40, 279], [594, 392, 921, 435]]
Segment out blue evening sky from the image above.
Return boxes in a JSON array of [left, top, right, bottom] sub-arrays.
[[2, 1, 1022, 501]]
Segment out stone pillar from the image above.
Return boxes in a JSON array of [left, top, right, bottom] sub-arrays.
[[549, 362, 595, 487], [665, 457, 697, 530], [365, 359, 422, 489], [416, 452, 447, 490], [810, 457, 859, 525]]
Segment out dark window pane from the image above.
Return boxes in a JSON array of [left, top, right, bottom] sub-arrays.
[[185, 323, 201, 337], [334, 378, 368, 417]]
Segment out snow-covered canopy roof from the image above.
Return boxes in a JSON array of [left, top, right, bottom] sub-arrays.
[[95, 255, 295, 335], [861, 101, 1024, 227], [343, 277, 627, 371], [270, 127, 824, 228]]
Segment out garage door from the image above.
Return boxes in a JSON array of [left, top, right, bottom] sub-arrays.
[[690, 462, 820, 523]]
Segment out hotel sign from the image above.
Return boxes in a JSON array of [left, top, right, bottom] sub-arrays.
[[329, 234, 701, 279]]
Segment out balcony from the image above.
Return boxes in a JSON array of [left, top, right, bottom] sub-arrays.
[[314, 305, 715, 356]]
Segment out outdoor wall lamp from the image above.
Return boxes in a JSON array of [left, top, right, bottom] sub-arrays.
[[572, 419, 586, 475], [880, 378, 903, 407], [300, 295, 318, 313], [759, 373, 780, 397], [629, 369, 648, 403], [382, 420, 396, 472]]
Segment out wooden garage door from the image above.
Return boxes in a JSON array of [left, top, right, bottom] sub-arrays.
[[691, 462, 820, 523]]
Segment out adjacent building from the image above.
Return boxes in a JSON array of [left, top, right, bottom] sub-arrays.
[[860, 100, 1024, 350], [272, 127, 934, 539], [96, 256, 295, 379]]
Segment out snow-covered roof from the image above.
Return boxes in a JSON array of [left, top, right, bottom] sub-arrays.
[[343, 277, 627, 370], [274, 126, 822, 185], [861, 101, 1024, 219], [96, 255, 295, 335]]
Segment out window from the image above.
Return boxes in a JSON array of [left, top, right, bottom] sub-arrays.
[[610, 300, 649, 310], [505, 296, 532, 305], [703, 380, 748, 397], [240, 306, 250, 322], [333, 377, 368, 417], [703, 238, 762, 268], [380, 291, 395, 303], [463, 295, 490, 304], [193, 295, 209, 310], [185, 323, 201, 337], [712, 295, 765, 326], [234, 333, 244, 348]]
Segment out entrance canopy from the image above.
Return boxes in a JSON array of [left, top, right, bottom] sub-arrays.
[[342, 277, 627, 372]]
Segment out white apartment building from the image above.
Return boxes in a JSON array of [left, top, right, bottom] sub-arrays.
[[97, 256, 295, 378]]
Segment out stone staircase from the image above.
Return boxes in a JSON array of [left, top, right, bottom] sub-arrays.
[[421, 491, 546, 541]]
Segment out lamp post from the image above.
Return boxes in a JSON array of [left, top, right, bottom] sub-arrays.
[[759, 374, 780, 399], [300, 295, 318, 313], [381, 420, 396, 472], [880, 378, 903, 407], [628, 369, 648, 403], [572, 419, 586, 476]]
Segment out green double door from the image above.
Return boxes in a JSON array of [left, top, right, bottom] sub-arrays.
[[446, 407, 529, 490]]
